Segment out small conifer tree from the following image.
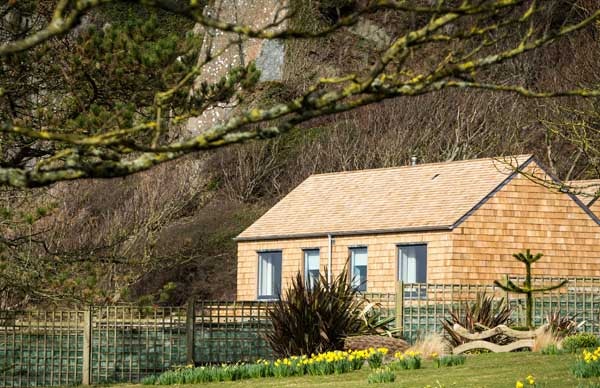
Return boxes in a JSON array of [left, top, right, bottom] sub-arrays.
[[494, 250, 567, 329]]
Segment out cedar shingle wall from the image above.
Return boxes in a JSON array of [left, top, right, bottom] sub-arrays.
[[591, 201, 600, 218], [236, 231, 453, 300], [450, 171, 600, 283]]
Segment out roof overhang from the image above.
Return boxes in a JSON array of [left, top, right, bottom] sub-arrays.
[[234, 225, 454, 242]]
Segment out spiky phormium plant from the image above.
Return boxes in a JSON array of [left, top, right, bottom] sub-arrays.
[[265, 267, 397, 357], [265, 269, 362, 357], [441, 292, 513, 347]]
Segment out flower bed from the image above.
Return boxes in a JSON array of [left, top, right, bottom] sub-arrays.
[[142, 348, 389, 385]]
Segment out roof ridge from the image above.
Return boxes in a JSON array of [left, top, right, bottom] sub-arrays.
[[308, 154, 533, 178]]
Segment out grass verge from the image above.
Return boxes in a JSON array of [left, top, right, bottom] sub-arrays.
[[109, 352, 600, 388]]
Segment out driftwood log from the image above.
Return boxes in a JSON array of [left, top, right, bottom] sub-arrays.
[[452, 324, 548, 354]]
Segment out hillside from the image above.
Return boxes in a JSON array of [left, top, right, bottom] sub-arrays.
[[1, 0, 599, 306]]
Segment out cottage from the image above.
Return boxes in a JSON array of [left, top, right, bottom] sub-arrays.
[[236, 155, 600, 300]]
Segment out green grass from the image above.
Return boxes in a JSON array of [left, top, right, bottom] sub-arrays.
[[110, 352, 600, 388]]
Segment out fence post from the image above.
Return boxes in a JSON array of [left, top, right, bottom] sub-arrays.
[[395, 281, 404, 333], [82, 307, 92, 386], [186, 298, 196, 365]]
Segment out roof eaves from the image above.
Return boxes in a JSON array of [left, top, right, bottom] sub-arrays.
[[528, 156, 600, 227], [451, 155, 535, 229], [538, 173, 600, 229], [234, 225, 453, 242]]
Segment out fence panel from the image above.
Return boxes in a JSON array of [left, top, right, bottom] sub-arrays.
[[0, 310, 84, 387], [509, 277, 600, 334], [398, 283, 502, 342], [194, 301, 273, 364], [90, 306, 187, 384], [398, 277, 600, 343]]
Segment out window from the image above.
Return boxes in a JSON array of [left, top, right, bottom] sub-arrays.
[[398, 244, 427, 283], [257, 251, 282, 300], [304, 249, 320, 290], [350, 247, 368, 292]]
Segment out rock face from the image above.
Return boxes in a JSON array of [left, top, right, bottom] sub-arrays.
[[349, 19, 391, 50], [256, 39, 285, 81], [185, 0, 288, 135]]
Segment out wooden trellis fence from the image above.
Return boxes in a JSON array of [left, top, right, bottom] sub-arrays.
[[364, 276, 600, 343], [1, 277, 600, 386], [0, 302, 273, 387]]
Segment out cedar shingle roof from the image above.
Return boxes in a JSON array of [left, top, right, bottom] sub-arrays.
[[237, 155, 533, 241], [566, 179, 600, 206]]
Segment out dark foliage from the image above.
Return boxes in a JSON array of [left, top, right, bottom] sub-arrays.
[[441, 292, 513, 347], [546, 310, 583, 339], [265, 268, 368, 357]]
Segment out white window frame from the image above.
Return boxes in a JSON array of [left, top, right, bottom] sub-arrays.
[[257, 250, 282, 300], [398, 244, 427, 283], [303, 248, 320, 290], [349, 246, 368, 292], [398, 244, 427, 299]]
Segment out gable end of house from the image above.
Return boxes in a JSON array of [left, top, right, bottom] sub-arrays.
[[452, 155, 600, 229], [452, 155, 535, 229]]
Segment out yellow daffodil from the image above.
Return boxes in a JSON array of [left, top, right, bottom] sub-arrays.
[[516, 381, 524, 388], [526, 374, 535, 385]]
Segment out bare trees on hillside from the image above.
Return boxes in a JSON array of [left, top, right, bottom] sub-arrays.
[[1, 0, 600, 187]]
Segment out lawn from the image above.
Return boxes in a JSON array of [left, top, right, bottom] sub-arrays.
[[110, 352, 600, 388]]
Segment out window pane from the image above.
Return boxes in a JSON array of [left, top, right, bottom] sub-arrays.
[[258, 251, 282, 299], [398, 245, 427, 283], [304, 249, 320, 289], [350, 247, 367, 292]]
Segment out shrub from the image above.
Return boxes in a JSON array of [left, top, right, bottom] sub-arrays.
[[564, 333, 600, 353], [265, 267, 393, 357], [367, 368, 395, 384], [441, 292, 513, 347], [533, 328, 561, 353]]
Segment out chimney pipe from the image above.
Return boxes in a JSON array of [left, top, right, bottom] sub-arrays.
[[411, 156, 418, 166]]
